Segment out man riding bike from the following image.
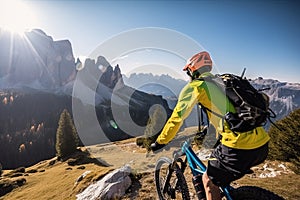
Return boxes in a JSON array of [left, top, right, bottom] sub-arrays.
[[151, 51, 269, 200]]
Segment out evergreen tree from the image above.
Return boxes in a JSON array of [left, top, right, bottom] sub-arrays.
[[268, 108, 300, 174], [55, 109, 79, 159], [142, 106, 166, 151]]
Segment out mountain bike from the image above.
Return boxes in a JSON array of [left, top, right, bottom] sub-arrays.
[[154, 134, 284, 200]]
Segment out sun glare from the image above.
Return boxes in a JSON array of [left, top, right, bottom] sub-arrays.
[[0, 0, 38, 35]]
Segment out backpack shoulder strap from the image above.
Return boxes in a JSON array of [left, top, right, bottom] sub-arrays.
[[199, 102, 224, 119], [194, 75, 214, 82], [194, 75, 225, 122]]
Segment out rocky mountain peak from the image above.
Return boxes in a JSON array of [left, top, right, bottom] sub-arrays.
[[96, 56, 110, 68], [79, 56, 124, 90], [0, 28, 76, 91]]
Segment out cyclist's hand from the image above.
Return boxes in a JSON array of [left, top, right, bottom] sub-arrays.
[[194, 125, 208, 146], [150, 142, 166, 152]]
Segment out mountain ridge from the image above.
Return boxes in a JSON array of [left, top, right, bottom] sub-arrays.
[[124, 73, 300, 125]]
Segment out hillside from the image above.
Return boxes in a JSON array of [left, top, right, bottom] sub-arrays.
[[1, 127, 299, 200], [0, 152, 112, 200]]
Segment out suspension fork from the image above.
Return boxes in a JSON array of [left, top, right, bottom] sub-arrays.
[[162, 164, 175, 195], [177, 157, 188, 173], [162, 154, 187, 195]]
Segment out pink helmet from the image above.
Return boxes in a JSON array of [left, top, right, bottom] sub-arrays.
[[183, 51, 212, 73]]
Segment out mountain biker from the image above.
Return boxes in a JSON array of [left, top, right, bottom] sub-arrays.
[[150, 51, 270, 200]]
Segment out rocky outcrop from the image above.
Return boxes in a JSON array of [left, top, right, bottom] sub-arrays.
[[0, 29, 76, 90], [0, 177, 26, 197], [76, 165, 132, 200], [81, 56, 124, 90], [75, 57, 172, 144]]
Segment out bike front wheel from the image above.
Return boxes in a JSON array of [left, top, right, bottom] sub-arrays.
[[229, 186, 284, 200], [155, 157, 190, 200]]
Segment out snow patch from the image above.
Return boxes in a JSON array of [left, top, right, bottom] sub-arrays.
[[257, 163, 292, 178]]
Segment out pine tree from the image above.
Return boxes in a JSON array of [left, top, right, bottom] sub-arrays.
[[142, 105, 166, 151], [268, 108, 300, 174], [55, 109, 79, 159]]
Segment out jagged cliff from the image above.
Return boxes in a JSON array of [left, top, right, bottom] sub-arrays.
[[0, 29, 76, 90]]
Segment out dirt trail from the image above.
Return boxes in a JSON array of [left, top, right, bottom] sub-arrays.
[[86, 127, 201, 173]]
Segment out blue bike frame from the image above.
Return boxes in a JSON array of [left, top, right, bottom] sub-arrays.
[[180, 140, 234, 200]]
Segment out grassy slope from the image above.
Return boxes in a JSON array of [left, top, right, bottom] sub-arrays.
[[235, 172, 300, 200], [1, 157, 112, 200], [1, 126, 299, 200]]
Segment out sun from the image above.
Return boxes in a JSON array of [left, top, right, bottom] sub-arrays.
[[0, 0, 38, 35]]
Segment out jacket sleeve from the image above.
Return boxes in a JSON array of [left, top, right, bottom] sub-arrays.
[[156, 83, 199, 144]]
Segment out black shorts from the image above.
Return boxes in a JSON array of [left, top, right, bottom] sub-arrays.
[[207, 143, 268, 187]]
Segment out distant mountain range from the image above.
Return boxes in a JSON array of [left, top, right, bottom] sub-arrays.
[[124, 73, 300, 127], [123, 73, 185, 109], [250, 77, 300, 121]]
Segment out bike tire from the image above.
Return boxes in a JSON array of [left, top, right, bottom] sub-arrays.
[[229, 186, 284, 200], [155, 157, 190, 200]]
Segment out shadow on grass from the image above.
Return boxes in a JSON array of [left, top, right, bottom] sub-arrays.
[[64, 149, 112, 167]]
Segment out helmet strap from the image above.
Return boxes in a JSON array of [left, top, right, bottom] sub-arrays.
[[192, 71, 201, 79], [187, 66, 211, 80], [186, 68, 193, 79]]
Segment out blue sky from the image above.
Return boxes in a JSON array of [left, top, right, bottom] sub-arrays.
[[5, 0, 300, 82]]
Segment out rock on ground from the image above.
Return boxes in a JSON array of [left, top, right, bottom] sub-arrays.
[[76, 165, 132, 200]]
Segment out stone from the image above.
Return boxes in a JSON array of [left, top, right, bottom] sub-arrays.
[[76, 165, 132, 200], [75, 170, 91, 185]]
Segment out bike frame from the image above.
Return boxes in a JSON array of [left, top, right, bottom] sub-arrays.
[[179, 139, 234, 200]]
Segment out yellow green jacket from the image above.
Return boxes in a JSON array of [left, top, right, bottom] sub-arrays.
[[156, 72, 270, 149]]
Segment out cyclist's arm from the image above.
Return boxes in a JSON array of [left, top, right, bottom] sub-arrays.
[[156, 83, 200, 144]]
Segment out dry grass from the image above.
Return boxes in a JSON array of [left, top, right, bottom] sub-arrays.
[[2, 153, 299, 200], [1, 155, 112, 200], [235, 171, 300, 200], [1, 127, 299, 200]]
